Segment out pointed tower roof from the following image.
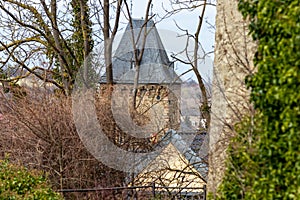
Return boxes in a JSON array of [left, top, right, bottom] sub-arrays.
[[100, 19, 181, 84]]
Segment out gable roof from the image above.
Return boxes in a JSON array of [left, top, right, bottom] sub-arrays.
[[100, 19, 181, 84], [153, 130, 208, 179], [132, 143, 206, 192], [131, 130, 207, 191]]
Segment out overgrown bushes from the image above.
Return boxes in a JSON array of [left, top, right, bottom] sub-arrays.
[[218, 0, 300, 199], [0, 89, 125, 199]]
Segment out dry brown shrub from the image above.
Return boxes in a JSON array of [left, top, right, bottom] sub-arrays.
[[0, 87, 126, 199]]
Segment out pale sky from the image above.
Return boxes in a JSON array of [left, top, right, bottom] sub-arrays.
[[0, 0, 216, 82], [130, 0, 216, 53], [117, 0, 217, 81]]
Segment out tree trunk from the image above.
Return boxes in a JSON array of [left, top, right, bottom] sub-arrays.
[[208, 0, 256, 197]]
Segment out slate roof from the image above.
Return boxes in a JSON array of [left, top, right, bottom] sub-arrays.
[[100, 19, 181, 84], [152, 130, 208, 180]]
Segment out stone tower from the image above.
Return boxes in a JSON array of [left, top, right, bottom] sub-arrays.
[[100, 19, 181, 138]]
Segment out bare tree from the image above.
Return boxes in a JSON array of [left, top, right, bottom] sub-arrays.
[[0, 0, 93, 95], [101, 0, 123, 85], [162, 0, 216, 129], [123, 0, 154, 109]]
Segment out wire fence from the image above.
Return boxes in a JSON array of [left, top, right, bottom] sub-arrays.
[[58, 183, 207, 200]]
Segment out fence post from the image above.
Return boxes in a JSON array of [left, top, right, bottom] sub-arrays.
[[203, 185, 207, 200], [152, 182, 156, 198]]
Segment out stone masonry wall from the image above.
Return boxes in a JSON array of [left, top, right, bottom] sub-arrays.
[[99, 84, 180, 142]]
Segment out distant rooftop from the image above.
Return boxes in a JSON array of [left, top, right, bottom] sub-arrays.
[[100, 19, 181, 84], [143, 129, 208, 180]]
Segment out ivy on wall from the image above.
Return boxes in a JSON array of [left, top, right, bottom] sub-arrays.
[[217, 0, 300, 199]]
